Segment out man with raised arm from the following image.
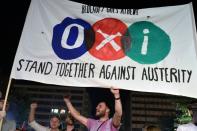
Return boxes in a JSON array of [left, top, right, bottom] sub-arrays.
[[64, 87, 122, 131], [28, 102, 61, 131]]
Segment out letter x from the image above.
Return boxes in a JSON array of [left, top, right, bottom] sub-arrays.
[[96, 29, 121, 51]]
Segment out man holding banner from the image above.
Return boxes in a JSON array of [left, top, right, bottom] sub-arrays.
[[64, 87, 122, 131], [0, 92, 5, 120], [0, 99, 16, 131]]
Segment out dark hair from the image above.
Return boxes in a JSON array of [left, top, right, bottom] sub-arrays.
[[97, 101, 110, 108], [96, 100, 115, 118], [187, 105, 192, 110], [98, 96, 114, 108], [50, 114, 61, 121], [145, 125, 161, 131], [66, 112, 75, 125]]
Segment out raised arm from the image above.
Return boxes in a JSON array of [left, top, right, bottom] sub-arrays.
[[111, 87, 122, 128], [28, 103, 37, 123], [64, 96, 88, 127]]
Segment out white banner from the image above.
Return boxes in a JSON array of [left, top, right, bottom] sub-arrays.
[[11, 0, 197, 98]]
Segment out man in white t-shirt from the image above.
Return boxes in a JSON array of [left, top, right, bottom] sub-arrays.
[[28, 102, 61, 131]]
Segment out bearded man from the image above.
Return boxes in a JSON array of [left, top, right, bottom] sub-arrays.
[[64, 87, 122, 131]]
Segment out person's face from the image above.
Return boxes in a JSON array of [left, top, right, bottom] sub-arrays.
[[66, 116, 74, 125], [0, 100, 9, 111], [50, 117, 60, 129], [95, 102, 109, 118]]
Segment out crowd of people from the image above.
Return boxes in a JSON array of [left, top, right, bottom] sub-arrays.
[[27, 87, 122, 131], [0, 87, 197, 131]]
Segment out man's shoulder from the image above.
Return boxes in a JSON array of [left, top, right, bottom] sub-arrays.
[[178, 123, 197, 129], [28, 120, 37, 125], [4, 118, 15, 124], [2, 118, 16, 130], [87, 118, 112, 122], [88, 118, 97, 121]]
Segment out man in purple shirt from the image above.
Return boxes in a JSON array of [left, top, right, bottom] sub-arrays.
[[64, 87, 122, 131]]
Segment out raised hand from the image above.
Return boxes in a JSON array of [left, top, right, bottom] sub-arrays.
[[30, 102, 38, 109], [64, 95, 71, 103], [110, 87, 120, 98]]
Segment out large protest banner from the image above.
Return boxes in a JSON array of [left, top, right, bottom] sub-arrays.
[[11, 0, 197, 98]]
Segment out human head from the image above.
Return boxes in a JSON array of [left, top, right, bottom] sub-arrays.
[[0, 99, 9, 111], [144, 125, 161, 131], [50, 115, 61, 129], [65, 111, 74, 125], [95, 101, 110, 118]]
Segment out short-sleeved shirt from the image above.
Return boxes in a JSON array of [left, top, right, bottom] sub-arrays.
[[176, 123, 197, 131], [29, 121, 51, 131], [87, 118, 119, 131]]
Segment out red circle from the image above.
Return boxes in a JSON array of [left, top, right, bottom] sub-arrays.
[[88, 18, 127, 61]]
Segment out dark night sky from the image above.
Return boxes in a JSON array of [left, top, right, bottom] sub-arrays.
[[0, 0, 196, 77]]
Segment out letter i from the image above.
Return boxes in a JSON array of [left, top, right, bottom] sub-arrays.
[[141, 29, 149, 55]]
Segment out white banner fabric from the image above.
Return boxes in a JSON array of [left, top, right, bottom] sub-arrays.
[[11, 0, 197, 98]]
